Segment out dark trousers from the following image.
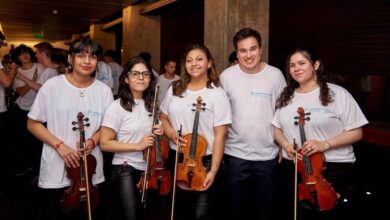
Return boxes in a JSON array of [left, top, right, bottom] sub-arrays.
[[38, 187, 96, 220], [224, 154, 277, 220], [0, 111, 14, 191], [14, 105, 42, 173], [105, 164, 144, 220], [167, 148, 216, 220], [276, 158, 355, 220]]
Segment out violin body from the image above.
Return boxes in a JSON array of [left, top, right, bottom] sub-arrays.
[[62, 154, 100, 212], [176, 133, 207, 191], [138, 137, 172, 195], [297, 149, 338, 211], [295, 107, 338, 211]]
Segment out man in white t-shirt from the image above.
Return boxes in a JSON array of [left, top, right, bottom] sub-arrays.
[[104, 49, 123, 97], [220, 27, 286, 220], [157, 59, 179, 105]]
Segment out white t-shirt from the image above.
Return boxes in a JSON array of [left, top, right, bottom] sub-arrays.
[[272, 83, 368, 163], [107, 62, 123, 96], [28, 74, 113, 189], [14, 64, 57, 110], [96, 61, 114, 89], [0, 60, 5, 113], [157, 74, 180, 105], [160, 84, 232, 155], [220, 63, 286, 161], [101, 99, 153, 171]]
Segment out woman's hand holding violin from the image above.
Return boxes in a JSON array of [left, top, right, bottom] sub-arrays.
[[302, 140, 330, 156], [56, 144, 81, 168], [137, 134, 156, 151]]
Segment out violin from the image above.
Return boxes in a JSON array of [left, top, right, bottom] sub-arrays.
[[62, 112, 99, 220], [137, 85, 172, 201], [294, 107, 338, 211], [176, 96, 207, 191]]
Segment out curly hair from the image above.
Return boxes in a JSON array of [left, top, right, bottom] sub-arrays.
[[13, 44, 36, 65], [172, 44, 219, 97], [276, 47, 333, 109], [118, 56, 157, 113]]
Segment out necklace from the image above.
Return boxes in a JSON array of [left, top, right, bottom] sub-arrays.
[[66, 74, 93, 98]]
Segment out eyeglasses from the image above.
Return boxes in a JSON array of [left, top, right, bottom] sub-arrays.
[[127, 70, 152, 79]]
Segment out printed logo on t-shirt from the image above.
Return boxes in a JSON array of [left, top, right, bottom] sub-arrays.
[[305, 107, 330, 113], [250, 91, 271, 98]]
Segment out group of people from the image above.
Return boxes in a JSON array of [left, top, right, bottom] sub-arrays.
[[0, 26, 368, 220]]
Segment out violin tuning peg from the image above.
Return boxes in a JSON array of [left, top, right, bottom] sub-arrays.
[[306, 117, 310, 121], [85, 123, 90, 127], [71, 121, 77, 125], [294, 116, 298, 119], [72, 127, 78, 131], [192, 103, 196, 106], [191, 109, 195, 112], [294, 121, 298, 125], [202, 103, 206, 106], [306, 112, 311, 115], [84, 118, 89, 122]]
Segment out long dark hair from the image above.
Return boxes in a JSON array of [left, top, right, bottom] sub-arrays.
[[276, 47, 333, 108], [172, 44, 219, 97], [118, 56, 157, 112]]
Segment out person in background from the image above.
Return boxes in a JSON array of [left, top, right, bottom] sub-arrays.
[[160, 44, 231, 220], [12, 44, 44, 177], [13, 42, 59, 178], [157, 59, 179, 105], [95, 45, 114, 89], [139, 51, 159, 78], [228, 51, 238, 66], [104, 49, 123, 98], [219, 27, 286, 220], [27, 38, 113, 219], [272, 46, 368, 220], [0, 31, 17, 197]]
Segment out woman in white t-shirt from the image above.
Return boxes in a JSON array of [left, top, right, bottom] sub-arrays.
[[27, 38, 113, 219], [160, 44, 232, 220], [272, 47, 368, 220], [99, 56, 163, 220]]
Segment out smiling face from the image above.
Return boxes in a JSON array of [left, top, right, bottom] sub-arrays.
[[125, 63, 151, 99], [69, 50, 98, 77], [289, 52, 319, 85], [236, 37, 262, 73], [185, 48, 211, 80]]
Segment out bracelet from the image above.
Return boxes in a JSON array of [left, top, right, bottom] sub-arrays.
[[54, 141, 63, 150], [88, 138, 96, 149]]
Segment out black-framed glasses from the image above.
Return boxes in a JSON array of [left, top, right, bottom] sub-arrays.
[[127, 70, 152, 79]]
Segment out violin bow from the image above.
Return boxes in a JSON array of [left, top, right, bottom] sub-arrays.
[[170, 125, 182, 220], [293, 138, 298, 220], [141, 85, 160, 207]]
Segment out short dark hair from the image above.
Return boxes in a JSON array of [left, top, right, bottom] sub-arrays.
[[138, 52, 151, 62], [228, 51, 237, 64], [104, 49, 119, 61], [233, 27, 262, 50], [0, 31, 5, 41], [34, 42, 53, 58]]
